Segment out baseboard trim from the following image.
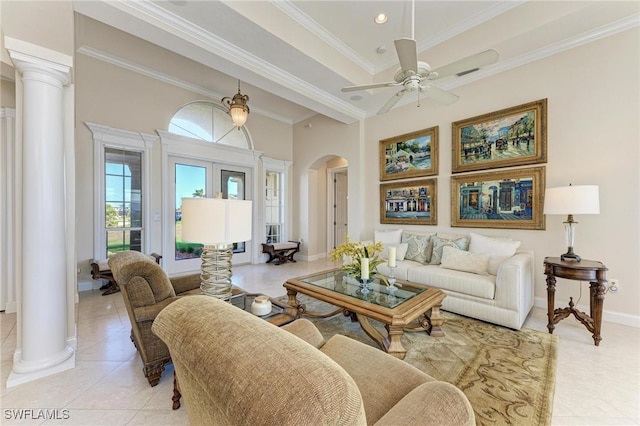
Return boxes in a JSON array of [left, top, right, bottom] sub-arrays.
[[533, 296, 639, 328], [296, 253, 327, 262], [77, 279, 103, 292]]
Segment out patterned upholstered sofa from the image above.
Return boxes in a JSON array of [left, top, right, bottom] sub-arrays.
[[152, 295, 475, 425]]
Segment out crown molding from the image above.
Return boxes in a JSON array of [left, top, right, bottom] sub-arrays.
[[270, 1, 375, 74], [103, 0, 362, 123], [77, 45, 296, 125], [439, 13, 640, 91], [377, 1, 525, 73]]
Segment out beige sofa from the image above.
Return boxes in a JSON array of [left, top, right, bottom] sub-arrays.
[[152, 295, 475, 426], [374, 230, 534, 330]]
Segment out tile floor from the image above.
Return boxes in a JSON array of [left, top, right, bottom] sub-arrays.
[[1, 258, 639, 425]]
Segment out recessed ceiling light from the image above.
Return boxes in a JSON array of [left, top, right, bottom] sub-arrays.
[[350, 95, 363, 101], [374, 13, 388, 24]]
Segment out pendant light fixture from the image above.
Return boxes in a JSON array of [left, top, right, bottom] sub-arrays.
[[222, 80, 250, 127]]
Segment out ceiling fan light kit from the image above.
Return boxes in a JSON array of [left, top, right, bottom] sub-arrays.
[[341, 1, 499, 114]]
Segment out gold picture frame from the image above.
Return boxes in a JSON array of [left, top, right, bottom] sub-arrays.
[[380, 179, 437, 225], [452, 99, 547, 173], [379, 126, 438, 181], [451, 166, 546, 230]]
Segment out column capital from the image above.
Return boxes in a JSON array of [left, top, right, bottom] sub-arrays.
[[5, 36, 72, 86]]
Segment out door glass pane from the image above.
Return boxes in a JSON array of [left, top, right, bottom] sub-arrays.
[[105, 148, 142, 257], [221, 170, 246, 253], [265, 171, 282, 243], [175, 164, 206, 260]]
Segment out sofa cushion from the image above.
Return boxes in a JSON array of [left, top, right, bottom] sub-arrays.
[[469, 232, 521, 275], [408, 265, 496, 300], [376, 259, 422, 281], [429, 235, 470, 265], [401, 232, 433, 264], [375, 229, 403, 245], [380, 243, 409, 262], [439, 246, 490, 275]]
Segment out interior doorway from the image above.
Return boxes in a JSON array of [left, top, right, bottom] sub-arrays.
[[329, 167, 348, 250]]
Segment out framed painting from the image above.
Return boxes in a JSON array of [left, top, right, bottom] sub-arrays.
[[452, 99, 547, 173], [451, 166, 546, 230], [380, 179, 437, 225], [379, 126, 438, 181]]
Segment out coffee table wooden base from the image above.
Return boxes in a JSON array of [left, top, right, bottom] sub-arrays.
[[284, 283, 445, 360]]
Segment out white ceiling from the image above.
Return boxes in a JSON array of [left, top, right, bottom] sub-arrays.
[[73, 0, 639, 125]]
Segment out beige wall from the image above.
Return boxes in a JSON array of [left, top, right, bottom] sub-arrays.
[[74, 50, 293, 281], [1, 1, 74, 57], [292, 115, 362, 257], [1, 79, 14, 108], [294, 27, 639, 321]]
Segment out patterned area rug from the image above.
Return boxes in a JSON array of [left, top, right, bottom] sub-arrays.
[[281, 296, 557, 426]]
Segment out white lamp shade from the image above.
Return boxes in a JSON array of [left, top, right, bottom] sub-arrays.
[[181, 198, 252, 244], [544, 185, 600, 215]]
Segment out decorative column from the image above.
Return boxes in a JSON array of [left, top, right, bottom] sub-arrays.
[[6, 39, 74, 387]]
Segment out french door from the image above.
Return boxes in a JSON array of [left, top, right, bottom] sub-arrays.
[[167, 157, 252, 274]]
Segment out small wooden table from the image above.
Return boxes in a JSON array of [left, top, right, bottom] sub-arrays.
[[544, 257, 608, 346], [283, 269, 446, 360]]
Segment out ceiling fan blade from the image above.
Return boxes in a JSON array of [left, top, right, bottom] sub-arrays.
[[394, 38, 418, 74], [378, 90, 406, 114], [420, 84, 459, 105], [341, 81, 398, 92], [428, 49, 500, 80]]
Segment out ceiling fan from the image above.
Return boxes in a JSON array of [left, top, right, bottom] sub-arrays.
[[341, 1, 500, 114]]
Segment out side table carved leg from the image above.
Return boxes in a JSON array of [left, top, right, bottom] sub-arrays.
[[546, 274, 557, 334], [590, 280, 605, 346]]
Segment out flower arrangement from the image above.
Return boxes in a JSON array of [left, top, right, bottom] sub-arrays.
[[329, 236, 385, 281]]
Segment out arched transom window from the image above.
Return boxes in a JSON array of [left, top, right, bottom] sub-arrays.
[[168, 101, 251, 149]]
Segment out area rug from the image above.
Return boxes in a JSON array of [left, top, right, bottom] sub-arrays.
[[280, 296, 557, 426]]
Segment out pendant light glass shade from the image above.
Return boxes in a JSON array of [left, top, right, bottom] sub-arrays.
[[222, 80, 250, 127]]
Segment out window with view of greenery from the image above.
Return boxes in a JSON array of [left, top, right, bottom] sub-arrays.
[[105, 148, 143, 256]]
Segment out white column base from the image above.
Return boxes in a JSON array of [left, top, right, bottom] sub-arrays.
[[6, 346, 75, 388]]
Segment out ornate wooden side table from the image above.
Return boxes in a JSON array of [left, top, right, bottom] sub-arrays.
[[544, 257, 608, 346]]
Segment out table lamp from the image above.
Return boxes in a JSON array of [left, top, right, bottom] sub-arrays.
[[543, 184, 599, 262], [181, 197, 252, 300]]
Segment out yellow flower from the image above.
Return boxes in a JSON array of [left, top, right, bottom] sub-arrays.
[[330, 235, 384, 279]]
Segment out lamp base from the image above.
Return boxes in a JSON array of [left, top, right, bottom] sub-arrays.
[[200, 244, 233, 300], [561, 247, 581, 262]]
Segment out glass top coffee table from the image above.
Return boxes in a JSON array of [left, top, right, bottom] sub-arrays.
[[283, 269, 446, 360]]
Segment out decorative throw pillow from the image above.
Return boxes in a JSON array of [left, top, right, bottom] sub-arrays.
[[401, 232, 433, 264], [374, 229, 402, 245], [380, 243, 409, 261], [468, 232, 521, 275], [429, 235, 470, 265], [439, 246, 490, 275]]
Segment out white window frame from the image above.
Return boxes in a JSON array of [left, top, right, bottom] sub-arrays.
[[159, 130, 261, 274], [87, 122, 155, 260], [261, 157, 292, 245]]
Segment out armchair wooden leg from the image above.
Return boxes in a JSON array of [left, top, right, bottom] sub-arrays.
[[172, 372, 182, 410], [144, 362, 165, 387]]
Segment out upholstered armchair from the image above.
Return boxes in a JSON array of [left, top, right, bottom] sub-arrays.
[[152, 295, 475, 425], [108, 251, 201, 386]]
